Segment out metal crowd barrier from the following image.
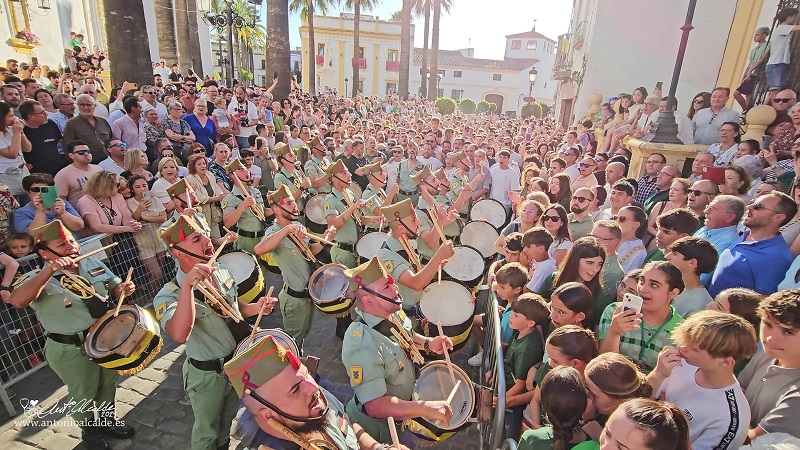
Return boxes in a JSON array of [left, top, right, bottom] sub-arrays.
[[501, 438, 518, 450], [0, 232, 174, 417], [479, 287, 506, 450]]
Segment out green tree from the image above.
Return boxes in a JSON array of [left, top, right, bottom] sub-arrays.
[[435, 97, 456, 115], [521, 102, 541, 118], [266, 0, 292, 96], [343, 0, 378, 97], [476, 100, 490, 113], [458, 98, 476, 114], [290, 0, 333, 94], [488, 102, 497, 113], [103, 0, 153, 86]]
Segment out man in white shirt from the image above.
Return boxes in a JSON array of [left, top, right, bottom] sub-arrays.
[[417, 141, 443, 171], [228, 86, 259, 149], [561, 146, 581, 182], [153, 60, 171, 80], [139, 85, 167, 120], [489, 149, 520, 214], [688, 152, 715, 183], [98, 138, 127, 175]]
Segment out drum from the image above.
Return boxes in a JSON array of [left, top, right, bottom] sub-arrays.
[[234, 328, 300, 357], [308, 264, 354, 317], [219, 252, 265, 304], [406, 361, 475, 444], [304, 194, 328, 235], [356, 232, 387, 263], [460, 220, 501, 261], [470, 198, 509, 230], [442, 246, 485, 289], [349, 182, 363, 202], [84, 305, 162, 375], [419, 281, 474, 352]]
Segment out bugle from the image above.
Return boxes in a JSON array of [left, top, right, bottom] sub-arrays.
[[398, 233, 422, 272]]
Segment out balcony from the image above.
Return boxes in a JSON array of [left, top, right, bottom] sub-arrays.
[[552, 33, 573, 80], [316, 55, 324, 65], [385, 61, 400, 71], [351, 58, 366, 69]]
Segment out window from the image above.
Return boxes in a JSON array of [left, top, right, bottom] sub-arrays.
[[527, 40, 537, 50], [451, 89, 463, 100], [261, 60, 266, 70], [387, 83, 397, 94], [492, 74, 502, 81], [358, 80, 364, 93], [453, 70, 463, 78], [511, 40, 521, 49], [317, 43, 325, 56], [388, 49, 399, 62]]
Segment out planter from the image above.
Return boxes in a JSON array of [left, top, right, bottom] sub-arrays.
[[7, 37, 40, 55]]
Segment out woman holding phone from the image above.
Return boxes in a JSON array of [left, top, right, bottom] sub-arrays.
[[12, 173, 84, 234], [126, 174, 167, 294]]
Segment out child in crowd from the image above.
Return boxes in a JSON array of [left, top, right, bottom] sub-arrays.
[[4, 233, 39, 273], [521, 227, 556, 293], [503, 292, 549, 441], [738, 288, 800, 440], [240, 149, 261, 186], [648, 310, 757, 449], [664, 236, 718, 318], [595, 398, 692, 450], [644, 208, 699, 264], [212, 97, 232, 129]]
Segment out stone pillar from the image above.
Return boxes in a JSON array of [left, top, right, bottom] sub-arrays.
[[742, 105, 776, 142], [584, 92, 603, 123]]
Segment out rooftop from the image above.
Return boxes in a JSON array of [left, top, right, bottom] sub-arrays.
[[505, 29, 557, 43], [413, 48, 537, 71]]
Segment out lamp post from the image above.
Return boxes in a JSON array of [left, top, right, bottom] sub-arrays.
[[200, 0, 261, 88], [436, 73, 442, 97], [528, 67, 538, 97], [648, 0, 698, 144], [345, 78, 349, 97]]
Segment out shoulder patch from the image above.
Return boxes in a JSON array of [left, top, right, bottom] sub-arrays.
[[220, 200, 228, 209], [88, 267, 106, 277], [324, 203, 330, 212], [155, 303, 167, 320], [350, 366, 363, 385], [383, 260, 393, 273]]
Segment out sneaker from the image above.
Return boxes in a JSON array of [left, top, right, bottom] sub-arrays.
[[468, 349, 483, 367]]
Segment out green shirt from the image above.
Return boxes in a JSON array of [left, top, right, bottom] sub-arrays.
[[264, 221, 313, 292], [378, 235, 423, 308], [598, 302, 684, 372], [749, 41, 770, 75], [304, 155, 332, 195], [448, 170, 469, 214], [643, 247, 665, 265], [153, 264, 240, 360], [597, 255, 624, 323], [222, 185, 265, 232], [567, 214, 594, 240], [274, 167, 302, 197], [323, 188, 360, 244], [504, 328, 545, 384], [397, 159, 423, 192], [252, 155, 275, 191], [519, 426, 586, 450]]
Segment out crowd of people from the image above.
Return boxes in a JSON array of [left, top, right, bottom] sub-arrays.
[[3, 12, 800, 450]]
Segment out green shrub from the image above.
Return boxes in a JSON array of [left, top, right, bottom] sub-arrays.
[[476, 101, 490, 113], [458, 98, 477, 114], [435, 97, 457, 115], [521, 102, 542, 118], [540, 102, 551, 117], [488, 102, 497, 112]]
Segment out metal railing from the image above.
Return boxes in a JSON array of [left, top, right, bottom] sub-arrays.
[[501, 438, 519, 450], [479, 287, 506, 450], [753, 1, 800, 106]]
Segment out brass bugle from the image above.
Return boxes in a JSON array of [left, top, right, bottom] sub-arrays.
[[398, 233, 422, 272]]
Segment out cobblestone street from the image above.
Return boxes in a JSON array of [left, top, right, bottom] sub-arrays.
[[0, 272, 483, 450]]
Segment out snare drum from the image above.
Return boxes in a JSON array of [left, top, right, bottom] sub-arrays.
[[304, 194, 328, 235], [219, 252, 265, 304], [356, 232, 388, 263], [469, 198, 509, 230], [309, 264, 355, 317], [419, 281, 474, 352], [461, 220, 501, 261], [234, 328, 300, 357], [84, 305, 162, 375], [442, 246, 485, 289], [406, 361, 474, 444]]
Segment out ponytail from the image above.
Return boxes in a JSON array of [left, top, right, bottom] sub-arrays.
[[621, 399, 692, 450]]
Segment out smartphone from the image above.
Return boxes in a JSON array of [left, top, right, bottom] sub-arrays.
[[40, 186, 58, 209], [31, 56, 39, 65], [701, 166, 726, 185], [142, 191, 151, 200], [273, 72, 278, 80], [655, 81, 663, 90], [64, 67, 71, 74], [622, 293, 644, 313], [762, 134, 772, 150]]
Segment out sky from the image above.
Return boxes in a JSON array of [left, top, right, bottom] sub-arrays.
[[277, 0, 573, 61]]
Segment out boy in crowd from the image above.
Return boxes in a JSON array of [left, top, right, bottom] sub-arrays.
[[648, 310, 757, 449], [738, 289, 800, 440], [240, 149, 261, 186], [521, 227, 556, 294], [664, 236, 718, 318], [645, 208, 699, 264], [503, 293, 549, 441]]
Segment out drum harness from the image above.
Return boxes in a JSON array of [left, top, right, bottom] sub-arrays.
[[332, 189, 364, 253]]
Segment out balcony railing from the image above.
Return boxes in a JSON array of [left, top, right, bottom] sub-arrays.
[[351, 58, 366, 69], [753, 0, 800, 106], [315, 55, 324, 65], [385, 60, 400, 71], [552, 33, 573, 79]]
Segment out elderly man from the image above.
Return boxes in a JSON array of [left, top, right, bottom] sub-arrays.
[[643, 164, 682, 214], [692, 87, 741, 145], [50, 93, 75, 133], [139, 84, 167, 120], [62, 94, 112, 164], [111, 97, 147, 151], [77, 83, 109, 119], [688, 151, 715, 182], [686, 179, 719, 225], [767, 89, 797, 134]]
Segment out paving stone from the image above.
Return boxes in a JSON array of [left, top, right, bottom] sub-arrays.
[[156, 417, 192, 435], [39, 431, 81, 449]]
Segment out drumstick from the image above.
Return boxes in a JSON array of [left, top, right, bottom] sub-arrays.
[[387, 417, 400, 448], [304, 233, 336, 246], [445, 380, 461, 404], [426, 207, 447, 243], [438, 264, 442, 285], [113, 267, 135, 317], [436, 321, 456, 384], [73, 242, 119, 263], [248, 286, 274, 342], [206, 239, 228, 267]]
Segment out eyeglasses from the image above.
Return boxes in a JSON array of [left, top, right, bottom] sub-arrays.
[[659, 171, 676, 178], [579, 162, 595, 168], [29, 185, 54, 192], [572, 196, 590, 203], [548, 303, 568, 318], [749, 200, 781, 213], [108, 142, 127, 148], [774, 98, 794, 103], [72, 149, 91, 155], [193, 149, 206, 154], [689, 189, 713, 196], [613, 215, 629, 223], [693, 99, 705, 104], [143, 91, 156, 95], [542, 215, 562, 223]]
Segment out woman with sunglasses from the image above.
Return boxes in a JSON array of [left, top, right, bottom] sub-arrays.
[[537, 237, 605, 303], [549, 173, 573, 211], [615, 206, 648, 273], [162, 100, 195, 163], [687, 92, 711, 120], [541, 204, 572, 266]]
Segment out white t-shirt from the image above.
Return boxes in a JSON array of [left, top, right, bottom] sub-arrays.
[[548, 238, 572, 259], [228, 99, 259, 138], [768, 24, 795, 65], [658, 363, 750, 450], [0, 128, 27, 173], [527, 258, 557, 293], [417, 155, 443, 171], [489, 165, 520, 205], [248, 165, 262, 180]]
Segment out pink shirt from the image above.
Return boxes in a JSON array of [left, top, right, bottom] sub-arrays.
[[54, 164, 103, 208], [77, 192, 134, 230]]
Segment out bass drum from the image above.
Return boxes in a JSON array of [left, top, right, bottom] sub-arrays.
[[357, 232, 388, 264], [406, 361, 475, 444], [442, 245, 485, 289], [469, 198, 509, 230], [460, 220, 500, 262], [419, 281, 474, 352], [309, 264, 354, 317], [304, 194, 328, 235], [219, 252, 264, 304], [234, 328, 300, 357], [84, 305, 162, 375]]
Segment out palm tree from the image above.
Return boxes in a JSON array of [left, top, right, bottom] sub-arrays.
[[344, 0, 377, 97], [153, 0, 178, 65], [427, 0, 440, 100], [185, 0, 204, 75], [398, 0, 412, 98], [176, 0, 194, 74], [418, 0, 430, 97], [266, 0, 292, 96], [103, 0, 153, 86], [290, 0, 332, 95]]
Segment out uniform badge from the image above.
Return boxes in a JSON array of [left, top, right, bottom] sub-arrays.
[[398, 361, 405, 372], [383, 261, 393, 273], [155, 303, 167, 320], [324, 203, 330, 212], [58, 274, 93, 299], [352, 328, 361, 338], [88, 267, 106, 277], [350, 366, 363, 385], [221, 200, 228, 209]]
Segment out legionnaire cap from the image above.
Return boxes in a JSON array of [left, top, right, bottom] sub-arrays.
[[267, 185, 293, 205], [166, 178, 190, 199], [363, 161, 382, 175], [343, 256, 389, 290], [325, 159, 347, 177], [224, 158, 246, 173], [409, 165, 432, 185], [451, 151, 468, 165], [223, 335, 302, 398], [306, 136, 323, 150], [33, 220, 72, 244], [381, 198, 416, 223], [273, 142, 292, 158], [160, 215, 204, 247], [432, 168, 448, 183]]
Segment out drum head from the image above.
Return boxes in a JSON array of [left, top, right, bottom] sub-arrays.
[[414, 361, 475, 430], [309, 264, 349, 304], [420, 281, 474, 326], [357, 232, 388, 260], [93, 309, 138, 353], [443, 246, 484, 282], [470, 199, 508, 229], [219, 252, 257, 283], [461, 221, 500, 258], [236, 328, 300, 357], [349, 183, 363, 201], [305, 195, 326, 225]]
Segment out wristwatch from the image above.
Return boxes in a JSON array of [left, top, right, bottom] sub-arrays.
[[0, 285, 10, 291], [424, 338, 432, 354]]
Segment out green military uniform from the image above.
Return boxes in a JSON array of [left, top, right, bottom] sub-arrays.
[[17, 221, 122, 426], [396, 159, 423, 206], [273, 143, 307, 212], [361, 161, 388, 231], [304, 154, 332, 195], [418, 194, 461, 241], [153, 217, 242, 450], [222, 185, 266, 255], [378, 235, 423, 310], [324, 188, 360, 268]]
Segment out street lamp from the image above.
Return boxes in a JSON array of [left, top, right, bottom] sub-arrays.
[[528, 67, 538, 97], [199, 0, 261, 87], [345, 78, 349, 97]]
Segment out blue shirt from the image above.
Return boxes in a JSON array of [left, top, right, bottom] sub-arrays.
[[694, 225, 740, 286], [182, 113, 218, 154], [13, 201, 80, 234], [708, 232, 794, 297], [500, 307, 513, 345]]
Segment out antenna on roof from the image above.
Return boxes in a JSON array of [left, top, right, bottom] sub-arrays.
[[533, 19, 537, 32], [468, 38, 471, 47]]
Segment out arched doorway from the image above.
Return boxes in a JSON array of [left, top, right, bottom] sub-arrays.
[[484, 94, 505, 114]]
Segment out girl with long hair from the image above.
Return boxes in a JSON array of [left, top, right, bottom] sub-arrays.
[[538, 237, 605, 300], [549, 173, 572, 211], [541, 204, 572, 266], [599, 398, 692, 450]]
